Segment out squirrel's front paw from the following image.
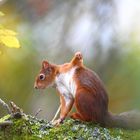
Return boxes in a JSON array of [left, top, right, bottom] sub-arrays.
[[51, 118, 63, 126], [75, 52, 82, 60]]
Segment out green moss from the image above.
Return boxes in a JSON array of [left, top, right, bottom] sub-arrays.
[[0, 114, 11, 123], [44, 120, 122, 140], [0, 115, 140, 140], [121, 129, 140, 140]]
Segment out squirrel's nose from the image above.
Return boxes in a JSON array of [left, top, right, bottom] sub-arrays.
[[34, 86, 38, 89]]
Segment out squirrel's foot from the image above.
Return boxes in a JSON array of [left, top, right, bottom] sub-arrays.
[[51, 118, 63, 126], [75, 52, 83, 60]]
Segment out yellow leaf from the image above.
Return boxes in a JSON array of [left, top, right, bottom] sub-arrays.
[[0, 28, 20, 48], [0, 11, 4, 16], [0, 36, 20, 48], [0, 13, 20, 49], [0, 29, 17, 36]]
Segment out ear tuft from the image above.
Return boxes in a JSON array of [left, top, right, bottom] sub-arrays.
[[42, 60, 49, 69]]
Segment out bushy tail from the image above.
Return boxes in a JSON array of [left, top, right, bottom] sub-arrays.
[[105, 110, 140, 129]]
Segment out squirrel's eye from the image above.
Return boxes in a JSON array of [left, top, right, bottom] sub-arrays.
[[39, 74, 45, 80]]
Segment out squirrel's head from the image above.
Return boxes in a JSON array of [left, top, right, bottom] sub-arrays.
[[34, 61, 57, 89]]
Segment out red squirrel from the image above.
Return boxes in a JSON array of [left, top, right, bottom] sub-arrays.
[[34, 52, 140, 129]]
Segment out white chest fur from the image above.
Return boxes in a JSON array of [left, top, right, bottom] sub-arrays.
[[55, 67, 77, 100]]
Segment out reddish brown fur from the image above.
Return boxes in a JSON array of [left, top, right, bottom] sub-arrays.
[[35, 52, 109, 126], [73, 67, 109, 125], [34, 52, 109, 126], [34, 52, 140, 129]]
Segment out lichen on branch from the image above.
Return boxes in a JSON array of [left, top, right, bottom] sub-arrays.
[[0, 99, 140, 140]]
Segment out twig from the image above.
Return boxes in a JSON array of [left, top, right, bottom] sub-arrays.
[[51, 105, 61, 123], [34, 108, 42, 117], [0, 121, 13, 127], [0, 98, 11, 114], [10, 101, 23, 114]]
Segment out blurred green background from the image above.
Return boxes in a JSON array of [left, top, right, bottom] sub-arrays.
[[0, 0, 140, 120]]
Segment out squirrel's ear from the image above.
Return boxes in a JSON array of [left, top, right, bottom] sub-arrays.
[[42, 60, 49, 69]]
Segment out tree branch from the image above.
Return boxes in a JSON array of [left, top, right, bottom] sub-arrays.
[[0, 98, 11, 114]]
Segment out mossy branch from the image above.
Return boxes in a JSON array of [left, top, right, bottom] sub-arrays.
[[0, 99, 140, 140]]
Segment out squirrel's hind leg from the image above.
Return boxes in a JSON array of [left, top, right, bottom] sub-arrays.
[[70, 112, 85, 121]]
